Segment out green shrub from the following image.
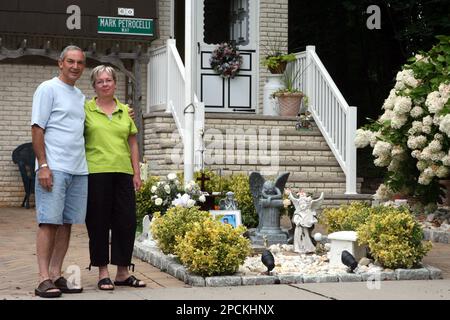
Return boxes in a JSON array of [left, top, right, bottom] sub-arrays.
[[175, 219, 251, 277], [193, 169, 230, 195], [320, 202, 372, 233], [151, 206, 211, 254], [357, 206, 432, 269], [227, 174, 258, 228], [136, 176, 160, 232]]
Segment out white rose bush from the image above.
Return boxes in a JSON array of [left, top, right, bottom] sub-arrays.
[[356, 36, 450, 206], [149, 173, 207, 215]]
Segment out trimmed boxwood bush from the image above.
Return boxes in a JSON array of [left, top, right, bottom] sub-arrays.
[[175, 219, 251, 276]]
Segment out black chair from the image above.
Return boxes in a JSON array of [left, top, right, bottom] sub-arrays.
[[12, 143, 36, 209]]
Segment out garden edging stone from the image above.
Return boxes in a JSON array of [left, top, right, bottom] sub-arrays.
[[134, 241, 443, 287]]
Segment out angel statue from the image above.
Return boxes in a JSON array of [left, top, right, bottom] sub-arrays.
[[289, 191, 324, 253], [249, 172, 290, 243]]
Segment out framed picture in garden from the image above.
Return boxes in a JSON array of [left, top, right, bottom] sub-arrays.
[[209, 210, 242, 228]]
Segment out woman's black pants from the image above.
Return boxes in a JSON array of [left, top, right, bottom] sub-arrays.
[[86, 173, 136, 267]]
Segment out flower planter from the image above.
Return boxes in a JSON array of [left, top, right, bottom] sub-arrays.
[[268, 61, 287, 74], [276, 92, 303, 116]]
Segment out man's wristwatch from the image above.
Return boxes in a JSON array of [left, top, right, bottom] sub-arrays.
[[39, 163, 49, 170]]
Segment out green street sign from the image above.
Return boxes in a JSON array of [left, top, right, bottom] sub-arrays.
[[97, 16, 154, 36]]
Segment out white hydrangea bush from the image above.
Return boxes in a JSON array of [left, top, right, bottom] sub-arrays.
[[356, 36, 450, 206]]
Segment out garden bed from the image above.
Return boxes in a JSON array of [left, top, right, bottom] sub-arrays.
[[133, 241, 443, 287]]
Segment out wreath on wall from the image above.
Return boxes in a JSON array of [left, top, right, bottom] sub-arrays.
[[209, 42, 243, 79]]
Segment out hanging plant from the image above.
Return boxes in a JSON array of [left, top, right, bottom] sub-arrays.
[[209, 42, 243, 79]]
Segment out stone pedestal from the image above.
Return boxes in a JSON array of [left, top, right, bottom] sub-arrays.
[[248, 206, 289, 246], [328, 231, 367, 268]]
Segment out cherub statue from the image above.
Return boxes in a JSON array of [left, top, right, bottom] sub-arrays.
[[219, 191, 238, 210], [249, 172, 290, 232], [289, 191, 324, 253]]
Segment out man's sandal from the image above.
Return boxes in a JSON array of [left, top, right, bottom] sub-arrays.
[[114, 275, 146, 287], [34, 279, 62, 298], [54, 276, 83, 294], [98, 278, 115, 290]]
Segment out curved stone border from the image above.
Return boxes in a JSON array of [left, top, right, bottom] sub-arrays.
[[423, 229, 450, 244], [134, 241, 443, 287]]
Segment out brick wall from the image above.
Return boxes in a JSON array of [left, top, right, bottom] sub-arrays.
[[258, 0, 289, 114], [0, 62, 142, 207], [151, 0, 172, 48]]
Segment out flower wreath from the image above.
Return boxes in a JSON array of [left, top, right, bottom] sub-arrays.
[[210, 42, 243, 79]]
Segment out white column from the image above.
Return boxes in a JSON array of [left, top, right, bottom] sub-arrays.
[[184, 0, 194, 186], [345, 106, 357, 194]]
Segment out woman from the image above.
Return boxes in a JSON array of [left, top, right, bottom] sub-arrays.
[[84, 65, 145, 290]]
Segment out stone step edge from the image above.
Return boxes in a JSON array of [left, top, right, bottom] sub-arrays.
[[153, 127, 322, 136], [143, 111, 316, 123], [144, 112, 303, 122], [159, 142, 333, 151], [133, 242, 443, 287]]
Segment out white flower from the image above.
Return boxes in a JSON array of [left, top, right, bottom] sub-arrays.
[[423, 115, 433, 126], [393, 96, 412, 114], [164, 184, 171, 194], [155, 198, 163, 206], [391, 114, 407, 129], [199, 194, 206, 203], [172, 193, 191, 207], [439, 83, 450, 99], [439, 114, 450, 137], [436, 166, 449, 178], [395, 69, 419, 88], [187, 199, 196, 208], [407, 135, 427, 149], [184, 183, 193, 192], [167, 173, 177, 180], [382, 89, 397, 110], [426, 91, 445, 114], [373, 184, 393, 200], [355, 129, 373, 148], [410, 106, 424, 118], [151, 186, 157, 193], [379, 109, 394, 123]]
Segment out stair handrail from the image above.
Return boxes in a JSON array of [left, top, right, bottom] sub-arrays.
[[148, 39, 205, 171], [292, 46, 357, 194]]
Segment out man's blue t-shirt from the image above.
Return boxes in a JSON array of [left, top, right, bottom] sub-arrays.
[[31, 77, 88, 175]]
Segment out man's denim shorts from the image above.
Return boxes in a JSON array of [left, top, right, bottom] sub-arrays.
[[35, 170, 88, 225]]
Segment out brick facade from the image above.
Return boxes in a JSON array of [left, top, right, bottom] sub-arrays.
[[0, 62, 134, 207], [258, 0, 289, 114]]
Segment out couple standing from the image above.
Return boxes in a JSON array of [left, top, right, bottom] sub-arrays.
[[32, 45, 145, 298]]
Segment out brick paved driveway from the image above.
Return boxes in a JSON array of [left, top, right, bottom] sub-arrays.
[[0, 208, 185, 298]]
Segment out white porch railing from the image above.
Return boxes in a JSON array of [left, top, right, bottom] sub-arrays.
[[148, 39, 205, 171], [291, 46, 357, 194]]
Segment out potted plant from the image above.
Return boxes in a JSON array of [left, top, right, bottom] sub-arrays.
[[272, 67, 308, 116], [261, 38, 296, 74], [262, 52, 296, 74]]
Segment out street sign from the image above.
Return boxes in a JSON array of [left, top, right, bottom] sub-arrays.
[[97, 16, 153, 36]]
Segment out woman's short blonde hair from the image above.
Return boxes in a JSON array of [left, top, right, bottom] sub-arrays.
[[90, 65, 117, 87]]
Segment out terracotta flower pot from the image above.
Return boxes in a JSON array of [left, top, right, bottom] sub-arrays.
[[276, 92, 303, 116]]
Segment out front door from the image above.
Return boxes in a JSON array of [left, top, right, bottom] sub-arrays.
[[196, 0, 258, 113]]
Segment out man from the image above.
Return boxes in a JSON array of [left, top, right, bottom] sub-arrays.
[[32, 45, 87, 298]]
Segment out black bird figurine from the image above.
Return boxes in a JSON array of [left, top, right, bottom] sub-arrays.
[[341, 250, 358, 272], [261, 249, 275, 275]]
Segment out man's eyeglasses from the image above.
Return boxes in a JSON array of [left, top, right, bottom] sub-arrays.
[[95, 79, 114, 86]]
